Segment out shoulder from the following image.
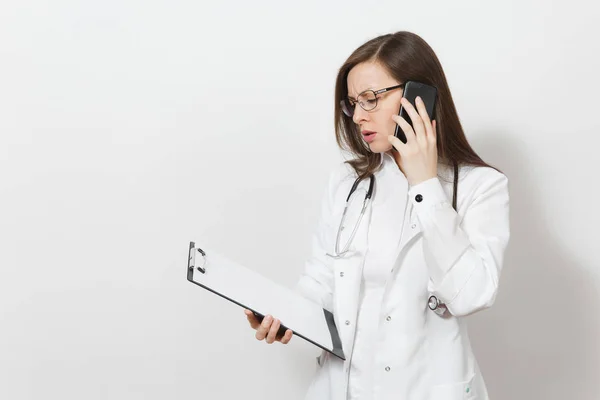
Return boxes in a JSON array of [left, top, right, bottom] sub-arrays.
[[438, 162, 508, 192], [436, 162, 509, 213], [328, 161, 356, 185], [323, 161, 359, 204], [462, 165, 508, 197]]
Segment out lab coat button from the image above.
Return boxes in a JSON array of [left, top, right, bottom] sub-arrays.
[[345, 320, 350, 325], [385, 366, 390, 371], [411, 223, 416, 229], [415, 194, 423, 202], [340, 272, 344, 277], [386, 316, 391, 321]]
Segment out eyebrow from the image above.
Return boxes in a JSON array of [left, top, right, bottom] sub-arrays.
[[347, 87, 376, 100]]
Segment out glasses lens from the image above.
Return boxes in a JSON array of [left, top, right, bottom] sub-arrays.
[[358, 91, 377, 111], [340, 99, 354, 117]]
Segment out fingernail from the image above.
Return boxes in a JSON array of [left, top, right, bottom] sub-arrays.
[[416, 96, 421, 103]]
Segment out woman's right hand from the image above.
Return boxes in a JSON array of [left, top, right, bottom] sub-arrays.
[[244, 309, 293, 344]]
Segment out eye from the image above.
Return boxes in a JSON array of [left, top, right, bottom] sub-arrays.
[[358, 92, 377, 107], [360, 98, 377, 109]]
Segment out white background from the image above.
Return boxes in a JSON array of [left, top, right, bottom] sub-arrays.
[[1, 1, 598, 399]]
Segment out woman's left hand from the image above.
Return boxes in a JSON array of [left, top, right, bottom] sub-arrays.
[[388, 96, 438, 186]]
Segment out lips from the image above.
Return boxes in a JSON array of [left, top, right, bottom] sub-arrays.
[[362, 131, 377, 143]]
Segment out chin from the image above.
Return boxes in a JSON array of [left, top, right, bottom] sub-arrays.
[[368, 139, 393, 153]]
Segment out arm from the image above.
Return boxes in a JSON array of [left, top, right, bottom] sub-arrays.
[[408, 169, 511, 317], [294, 167, 341, 313]]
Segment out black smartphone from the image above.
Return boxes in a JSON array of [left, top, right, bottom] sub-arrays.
[[394, 81, 437, 144]]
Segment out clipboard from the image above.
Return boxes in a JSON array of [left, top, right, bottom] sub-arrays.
[[186, 241, 345, 360]]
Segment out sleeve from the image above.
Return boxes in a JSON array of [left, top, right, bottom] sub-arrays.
[[407, 169, 511, 317], [293, 166, 341, 313]]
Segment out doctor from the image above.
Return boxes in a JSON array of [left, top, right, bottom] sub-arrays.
[[244, 30, 510, 400]]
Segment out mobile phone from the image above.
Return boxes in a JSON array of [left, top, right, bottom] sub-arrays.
[[394, 81, 437, 144]]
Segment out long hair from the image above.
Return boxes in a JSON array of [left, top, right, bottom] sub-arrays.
[[334, 31, 501, 185]]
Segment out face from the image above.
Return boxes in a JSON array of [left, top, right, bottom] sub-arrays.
[[346, 61, 404, 154]]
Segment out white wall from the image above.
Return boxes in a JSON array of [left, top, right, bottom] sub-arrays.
[[1, 1, 598, 399]]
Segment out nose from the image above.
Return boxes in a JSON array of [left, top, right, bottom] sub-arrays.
[[352, 105, 369, 125]]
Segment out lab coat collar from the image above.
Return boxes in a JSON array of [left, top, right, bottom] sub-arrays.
[[378, 151, 396, 168], [377, 151, 410, 186], [378, 150, 454, 182]]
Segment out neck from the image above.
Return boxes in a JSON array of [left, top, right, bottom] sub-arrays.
[[386, 149, 405, 175]]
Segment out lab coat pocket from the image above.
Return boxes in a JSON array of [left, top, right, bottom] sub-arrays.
[[429, 373, 476, 400]]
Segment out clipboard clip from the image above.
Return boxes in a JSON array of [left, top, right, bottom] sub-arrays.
[[188, 241, 207, 274]]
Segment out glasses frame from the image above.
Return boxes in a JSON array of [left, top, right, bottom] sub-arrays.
[[340, 83, 405, 117]]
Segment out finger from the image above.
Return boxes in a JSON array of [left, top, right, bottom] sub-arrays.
[[415, 96, 434, 139], [246, 312, 261, 329], [255, 314, 272, 341], [279, 329, 293, 344], [244, 309, 260, 327], [266, 318, 281, 344], [387, 130, 407, 153], [390, 115, 413, 148], [400, 97, 425, 141], [432, 120, 437, 141]]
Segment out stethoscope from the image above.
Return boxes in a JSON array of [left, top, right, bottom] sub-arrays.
[[324, 173, 447, 316], [325, 174, 375, 259]]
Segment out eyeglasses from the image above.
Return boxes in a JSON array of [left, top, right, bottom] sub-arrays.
[[340, 83, 405, 118]]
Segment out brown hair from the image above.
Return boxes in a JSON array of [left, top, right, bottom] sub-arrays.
[[334, 31, 502, 195]]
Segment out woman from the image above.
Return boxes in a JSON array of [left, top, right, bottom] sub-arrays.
[[244, 31, 510, 400]]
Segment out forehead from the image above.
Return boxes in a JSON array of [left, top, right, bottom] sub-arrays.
[[346, 61, 396, 97]]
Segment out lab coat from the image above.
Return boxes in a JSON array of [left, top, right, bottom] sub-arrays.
[[295, 152, 510, 400]]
